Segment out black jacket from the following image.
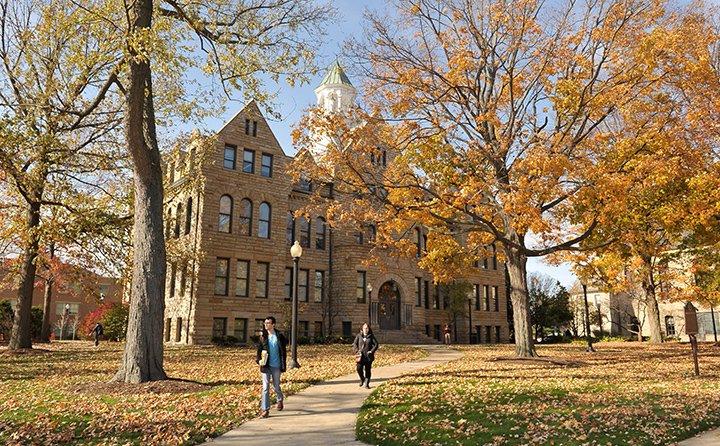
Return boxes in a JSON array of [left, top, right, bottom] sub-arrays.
[[352, 332, 379, 362], [256, 330, 288, 373]]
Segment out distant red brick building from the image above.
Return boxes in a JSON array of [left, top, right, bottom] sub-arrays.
[[0, 262, 121, 340]]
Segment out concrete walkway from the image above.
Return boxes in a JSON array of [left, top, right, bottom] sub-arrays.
[[203, 345, 461, 446], [678, 428, 720, 445]]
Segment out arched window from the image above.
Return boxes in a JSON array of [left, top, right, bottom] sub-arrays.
[[174, 203, 182, 238], [184, 197, 193, 235], [258, 202, 271, 238], [218, 196, 232, 233], [665, 316, 676, 336], [315, 217, 326, 250], [239, 198, 252, 236], [299, 216, 310, 247]]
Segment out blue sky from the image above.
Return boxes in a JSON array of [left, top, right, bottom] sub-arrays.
[[194, 0, 578, 288]]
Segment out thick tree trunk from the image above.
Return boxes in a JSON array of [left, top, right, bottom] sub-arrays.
[[113, 0, 167, 383], [40, 278, 53, 343], [641, 260, 663, 344], [642, 284, 663, 343], [505, 248, 536, 357], [9, 202, 41, 350], [40, 244, 55, 343]]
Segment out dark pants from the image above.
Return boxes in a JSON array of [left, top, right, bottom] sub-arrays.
[[94, 334, 100, 346], [356, 356, 372, 382]]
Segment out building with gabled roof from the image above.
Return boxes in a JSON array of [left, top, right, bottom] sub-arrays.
[[162, 62, 510, 345]]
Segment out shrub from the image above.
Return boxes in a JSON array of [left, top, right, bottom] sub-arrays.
[[30, 307, 43, 340], [0, 300, 13, 340], [79, 302, 128, 341]]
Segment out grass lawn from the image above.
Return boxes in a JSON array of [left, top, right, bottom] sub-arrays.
[[0, 341, 424, 445], [356, 342, 720, 446]]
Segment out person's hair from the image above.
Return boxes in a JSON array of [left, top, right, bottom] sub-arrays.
[[360, 323, 373, 335], [265, 316, 276, 325]]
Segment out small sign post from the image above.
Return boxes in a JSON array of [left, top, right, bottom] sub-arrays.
[[685, 302, 700, 376]]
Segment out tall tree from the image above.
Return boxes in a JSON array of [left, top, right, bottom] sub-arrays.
[[69, 0, 334, 382], [293, 0, 691, 356], [0, 0, 125, 350], [528, 274, 572, 341]]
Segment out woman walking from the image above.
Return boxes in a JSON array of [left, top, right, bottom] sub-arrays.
[[256, 316, 288, 418], [352, 323, 379, 388]]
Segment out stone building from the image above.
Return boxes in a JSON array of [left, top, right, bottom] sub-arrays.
[[163, 62, 509, 345]]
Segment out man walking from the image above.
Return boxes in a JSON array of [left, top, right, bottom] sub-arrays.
[[256, 316, 288, 418]]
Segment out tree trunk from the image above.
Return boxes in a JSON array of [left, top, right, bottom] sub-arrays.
[[40, 244, 55, 343], [505, 248, 536, 357], [641, 262, 663, 344], [113, 0, 167, 383], [9, 202, 41, 350]]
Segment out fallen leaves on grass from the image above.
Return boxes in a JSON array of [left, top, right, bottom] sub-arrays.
[[0, 342, 424, 445], [357, 342, 720, 446]]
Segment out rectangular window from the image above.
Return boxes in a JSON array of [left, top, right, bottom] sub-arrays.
[[476, 325, 482, 343], [285, 267, 293, 301], [169, 262, 176, 298], [165, 318, 171, 342], [299, 321, 309, 338], [55, 302, 79, 316], [252, 120, 258, 137], [486, 326, 492, 344], [254, 318, 265, 337], [483, 256, 488, 269], [314, 321, 323, 338], [474, 284, 481, 310], [483, 285, 490, 311], [214, 258, 229, 295], [433, 285, 439, 309], [424, 280, 430, 309], [234, 318, 248, 343], [298, 269, 309, 302], [495, 326, 501, 343], [223, 144, 236, 169], [212, 317, 227, 339], [235, 260, 249, 297], [175, 318, 182, 342], [492, 245, 498, 269], [425, 324, 430, 337], [261, 153, 273, 177], [245, 118, 250, 135], [314, 270, 325, 303], [493, 286, 499, 311], [434, 324, 441, 341], [415, 277, 422, 307], [256, 262, 269, 298], [342, 321, 352, 338], [243, 149, 255, 173], [180, 264, 187, 297], [356, 271, 367, 303]]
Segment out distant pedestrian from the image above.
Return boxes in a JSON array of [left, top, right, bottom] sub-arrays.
[[256, 316, 287, 418], [443, 324, 451, 345], [352, 323, 379, 389], [90, 322, 103, 347]]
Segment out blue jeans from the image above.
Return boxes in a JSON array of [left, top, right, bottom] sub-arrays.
[[261, 366, 283, 411]]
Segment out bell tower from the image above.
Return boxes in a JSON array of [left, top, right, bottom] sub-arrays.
[[314, 60, 356, 113]]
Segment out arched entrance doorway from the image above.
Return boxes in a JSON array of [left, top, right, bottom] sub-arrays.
[[378, 281, 401, 330]]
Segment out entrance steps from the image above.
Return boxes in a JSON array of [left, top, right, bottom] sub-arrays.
[[374, 329, 441, 345]]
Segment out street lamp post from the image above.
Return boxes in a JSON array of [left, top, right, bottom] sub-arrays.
[[367, 284, 373, 324], [290, 241, 303, 369], [582, 284, 595, 352]]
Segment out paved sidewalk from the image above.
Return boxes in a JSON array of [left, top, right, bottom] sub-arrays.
[[203, 345, 462, 446], [678, 428, 720, 445]]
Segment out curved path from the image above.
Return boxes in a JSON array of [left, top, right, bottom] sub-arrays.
[[203, 345, 461, 446]]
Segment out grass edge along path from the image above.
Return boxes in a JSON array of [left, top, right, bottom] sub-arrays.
[[355, 343, 720, 446]]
